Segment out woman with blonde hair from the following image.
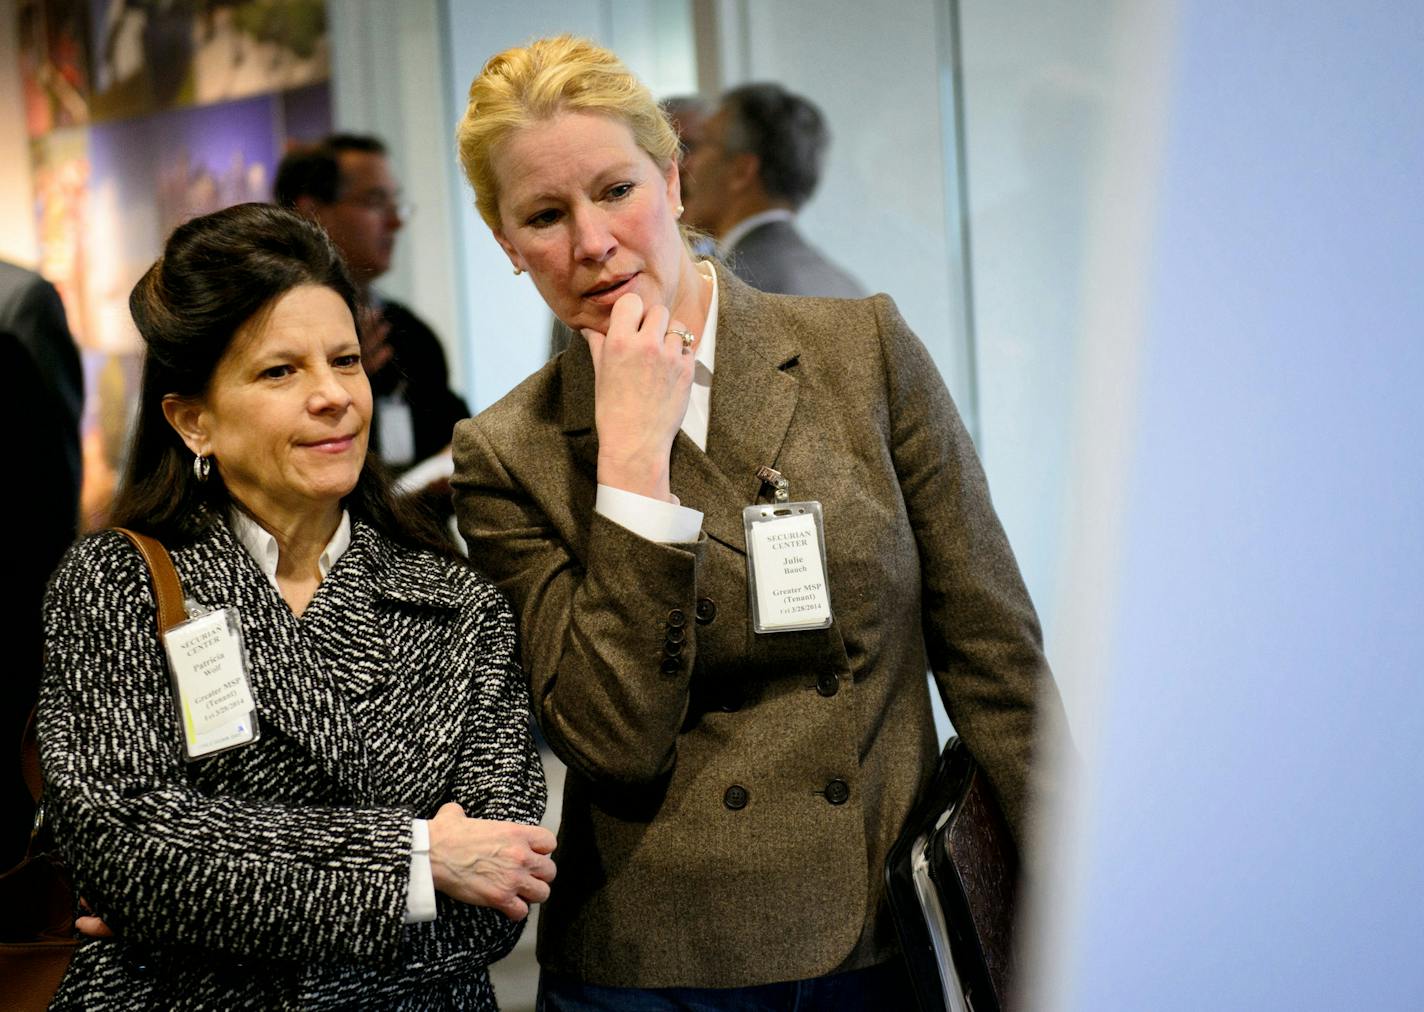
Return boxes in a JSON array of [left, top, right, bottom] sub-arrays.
[[452, 35, 1061, 1009]]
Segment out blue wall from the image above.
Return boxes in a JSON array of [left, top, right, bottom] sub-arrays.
[[1062, 3, 1424, 1007]]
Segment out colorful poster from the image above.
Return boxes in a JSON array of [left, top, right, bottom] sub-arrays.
[[19, 0, 92, 135], [86, 0, 328, 121], [13, 0, 332, 529]]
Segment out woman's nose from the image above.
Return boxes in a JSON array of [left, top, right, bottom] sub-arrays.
[[308, 366, 354, 413], [571, 207, 616, 262]]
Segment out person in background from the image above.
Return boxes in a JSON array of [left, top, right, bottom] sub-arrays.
[[452, 35, 1061, 1009], [0, 260, 83, 867], [275, 134, 469, 477], [661, 94, 712, 174], [38, 204, 553, 1009], [661, 94, 719, 261], [682, 82, 866, 299]]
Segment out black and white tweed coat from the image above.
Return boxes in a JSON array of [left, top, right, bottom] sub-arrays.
[[37, 516, 545, 1010]]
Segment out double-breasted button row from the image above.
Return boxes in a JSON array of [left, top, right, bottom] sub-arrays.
[[662, 609, 687, 675], [720, 780, 849, 810]]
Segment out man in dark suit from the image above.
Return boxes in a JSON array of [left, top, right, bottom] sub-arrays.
[[682, 83, 865, 299], [275, 135, 469, 474], [0, 261, 83, 865]]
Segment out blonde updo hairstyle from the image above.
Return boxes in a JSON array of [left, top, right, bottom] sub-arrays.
[[456, 35, 682, 233]]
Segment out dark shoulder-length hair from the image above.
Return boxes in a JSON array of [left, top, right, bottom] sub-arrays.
[[111, 202, 458, 560]]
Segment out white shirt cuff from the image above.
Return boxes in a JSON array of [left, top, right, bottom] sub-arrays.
[[404, 818, 437, 923], [595, 484, 703, 543]]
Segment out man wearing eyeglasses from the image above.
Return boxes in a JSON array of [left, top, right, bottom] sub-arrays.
[[275, 135, 469, 478]]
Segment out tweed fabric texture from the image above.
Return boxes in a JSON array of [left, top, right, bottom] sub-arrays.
[[38, 517, 545, 1010], [451, 263, 1061, 988]]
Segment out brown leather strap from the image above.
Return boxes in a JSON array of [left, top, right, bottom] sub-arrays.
[[112, 528, 187, 634], [20, 531, 186, 809]]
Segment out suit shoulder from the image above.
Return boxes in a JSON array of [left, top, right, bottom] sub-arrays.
[[45, 530, 155, 618], [757, 286, 894, 341], [0, 259, 41, 294], [53, 528, 147, 578], [378, 531, 509, 608], [459, 356, 563, 449], [731, 221, 865, 299]]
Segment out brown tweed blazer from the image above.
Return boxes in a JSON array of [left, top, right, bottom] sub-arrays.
[[451, 264, 1058, 989]]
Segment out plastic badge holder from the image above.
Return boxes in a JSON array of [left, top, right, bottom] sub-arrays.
[[742, 501, 834, 634]]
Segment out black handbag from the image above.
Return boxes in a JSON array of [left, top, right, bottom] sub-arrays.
[[885, 736, 1021, 1012]]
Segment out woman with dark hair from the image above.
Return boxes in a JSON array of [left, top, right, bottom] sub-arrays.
[[38, 202, 554, 1009]]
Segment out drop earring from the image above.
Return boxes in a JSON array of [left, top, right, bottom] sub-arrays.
[[193, 454, 211, 483]]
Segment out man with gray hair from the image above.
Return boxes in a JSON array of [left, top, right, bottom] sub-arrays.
[[682, 82, 865, 298]]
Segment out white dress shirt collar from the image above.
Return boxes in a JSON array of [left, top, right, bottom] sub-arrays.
[[229, 508, 353, 589], [720, 208, 796, 255], [681, 260, 719, 450]]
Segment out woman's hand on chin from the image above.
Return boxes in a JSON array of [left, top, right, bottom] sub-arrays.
[[583, 292, 696, 503], [427, 802, 557, 921]]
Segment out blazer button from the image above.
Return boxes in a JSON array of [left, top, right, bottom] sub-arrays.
[[824, 779, 850, 805], [660, 657, 681, 675], [668, 608, 687, 628], [723, 784, 749, 810], [664, 638, 684, 656], [816, 673, 839, 697], [719, 693, 742, 713], [695, 597, 717, 624], [666, 625, 686, 644]]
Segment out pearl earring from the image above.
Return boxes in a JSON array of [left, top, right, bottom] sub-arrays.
[[513, 266, 524, 276], [676, 204, 685, 218]]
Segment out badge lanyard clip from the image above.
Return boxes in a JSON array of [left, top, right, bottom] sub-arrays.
[[756, 464, 790, 503]]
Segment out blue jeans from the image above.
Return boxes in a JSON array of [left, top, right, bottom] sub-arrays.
[[537, 960, 916, 1011]]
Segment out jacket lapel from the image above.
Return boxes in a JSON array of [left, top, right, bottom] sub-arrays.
[[177, 520, 371, 799], [559, 333, 601, 477], [681, 266, 800, 554]]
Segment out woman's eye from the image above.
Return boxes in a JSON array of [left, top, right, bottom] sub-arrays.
[[261, 364, 293, 380], [605, 182, 634, 201], [526, 208, 561, 228], [333, 354, 362, 369]]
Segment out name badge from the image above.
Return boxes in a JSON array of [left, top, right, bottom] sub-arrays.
[[743, 502, 834, 633], [161, 607, 260, 760]]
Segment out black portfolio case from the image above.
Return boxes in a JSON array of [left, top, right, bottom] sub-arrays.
[[884, 737, 1020, 1012]]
